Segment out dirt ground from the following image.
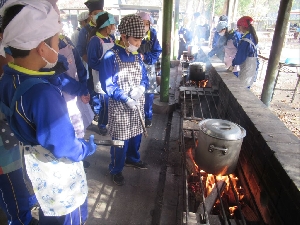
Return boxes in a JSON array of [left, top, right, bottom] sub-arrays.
[[250, 41, 300, 138]]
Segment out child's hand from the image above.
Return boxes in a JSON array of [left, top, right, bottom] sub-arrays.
[[81, 94, 90, 104]]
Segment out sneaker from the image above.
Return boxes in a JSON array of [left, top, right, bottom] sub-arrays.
[[28, 217, 39, 225], [93, 114, 99, 122], [111, 172, 125, 186], [98, 127, 108, 136], [125, 160, 148, 169], [145, 119, 152, 128]]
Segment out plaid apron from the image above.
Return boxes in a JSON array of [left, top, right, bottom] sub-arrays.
[[108, 49, 145, 140]]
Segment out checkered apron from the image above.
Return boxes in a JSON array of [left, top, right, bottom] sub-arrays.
[[108, 49, 144, 140]]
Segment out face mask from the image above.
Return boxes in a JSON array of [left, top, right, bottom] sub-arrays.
[[126, 40, 139, 52], [42, 43, 58, 69], [110, 29, 116, 35], [219, 30, 226, 36], [92, 15, 97, 24]]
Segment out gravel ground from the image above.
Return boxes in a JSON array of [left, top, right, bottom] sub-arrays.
[[250, 43, 300, 138]]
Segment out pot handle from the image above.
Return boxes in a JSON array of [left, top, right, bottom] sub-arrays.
[[208, 145, 228, 155]]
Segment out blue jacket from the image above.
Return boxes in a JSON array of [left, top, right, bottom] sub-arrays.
[[99, 41, 148, 103], [139, 27, 162, 65], [0, 64, 92, 162], [76, 23, 93, 57], [232, 32, 257, 66], [212, 30, 220, 49], [227, 29, 242, 48], [87, 32, 114, 71]]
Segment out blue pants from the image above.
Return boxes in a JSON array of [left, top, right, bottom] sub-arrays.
[[97, 93, 108, 129], [144, 93, 154, 121], [109, 134, 142, 174], [38, 198, 88, 225], [233, 71, 239, 77], [0, 168, 36, 225]]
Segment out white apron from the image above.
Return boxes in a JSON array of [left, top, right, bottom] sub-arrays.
[[92, 36, 114, 94], [59, 40, 94, 136], [238, 38, 258, 87], [22, 144, 87, 216]]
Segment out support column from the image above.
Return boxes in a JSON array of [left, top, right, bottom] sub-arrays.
[[261, 0, 293, 106], [160, 0, 173, 102]]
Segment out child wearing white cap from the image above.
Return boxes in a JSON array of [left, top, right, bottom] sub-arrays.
[[0, 1, 96, 224], [99, 14, 149, 186], [71, 11, 90, 46]]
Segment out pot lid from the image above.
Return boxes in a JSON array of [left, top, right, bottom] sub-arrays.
[[199, 119, 246, 140]]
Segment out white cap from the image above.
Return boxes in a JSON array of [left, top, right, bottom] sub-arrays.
[[78, 11, 89, 22]]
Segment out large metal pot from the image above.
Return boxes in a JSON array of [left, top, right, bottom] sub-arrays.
[[195, 119, 246, 175], [188, 62, 206, 81]]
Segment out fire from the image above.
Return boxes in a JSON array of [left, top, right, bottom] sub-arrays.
[[186, 147, 199, 174], [229, 206, 238, 216], [200, 79, 208, 87]]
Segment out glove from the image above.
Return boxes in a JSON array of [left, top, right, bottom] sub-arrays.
[[130, 85, 145, 100], [86, 135, 96, 156], [126, 98, 139, 110], [227, 66, 234, 72]]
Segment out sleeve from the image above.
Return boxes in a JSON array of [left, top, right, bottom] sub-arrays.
[[143, 31, 162, 65], [59, 73, 89, 96], [212, 31, 220, 48], [76, 27, 88, 57], [232, 40, 250, 66], [87, 37, 104, 71], [138, 54, 149, 89], [208, 36, 226, 57], [28, 84, 92, 162], [99, 50, 129, 102]]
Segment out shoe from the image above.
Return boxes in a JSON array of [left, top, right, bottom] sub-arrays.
[[98, 127, 108, 136], [145, 119, 152, 128], [28, 217, 39, 225], [125, 160, 148, 169], [93, 114, 99, 123], [111, 172, 125, 186]]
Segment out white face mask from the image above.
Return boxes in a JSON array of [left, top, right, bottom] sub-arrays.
[[126, 40, 139, 52], [92, 15, 97, 24], [42, 43, 58, 69], [110, 29, 116, 35], [219, 30, 226, 36]]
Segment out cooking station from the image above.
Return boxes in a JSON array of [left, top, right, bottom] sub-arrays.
[[175, 50, 300, 225]]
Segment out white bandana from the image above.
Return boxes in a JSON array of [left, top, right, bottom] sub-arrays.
[[0, 0, 61, 56]]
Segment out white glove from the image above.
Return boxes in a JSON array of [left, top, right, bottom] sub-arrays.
[[126, 98, 139, 110], [130, 85, 145, 101]]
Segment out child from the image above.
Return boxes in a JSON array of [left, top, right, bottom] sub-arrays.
[[76, 0, 104, 117], [87, 11, 116, 135], [137, 11, 162, 128], [71, 11, 90, 47], [231, 16, 258, 88], [99, 14, 148, 186], [0, 1, 96, 224], [207, 21, 228, 61]]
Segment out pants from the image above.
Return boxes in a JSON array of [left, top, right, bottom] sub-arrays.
[[109, 134, 142, 174], [38, 198, 88, 225], [144, 93, 154, 121], [0, 168, 36, 225], [97, 93, 108, 129], [177, 41, 187, 60]]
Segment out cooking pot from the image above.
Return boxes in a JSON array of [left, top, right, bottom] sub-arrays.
[[195, 119, 246, 175], [189, 62, 206, 81]]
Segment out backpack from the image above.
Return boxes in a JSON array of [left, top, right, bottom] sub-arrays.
[[0, 78, 49, 144]]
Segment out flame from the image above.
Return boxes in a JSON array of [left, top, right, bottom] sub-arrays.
[[229, 206, 237, 216], [201, 79, 209, 87], [186, 147, 199, 174]]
